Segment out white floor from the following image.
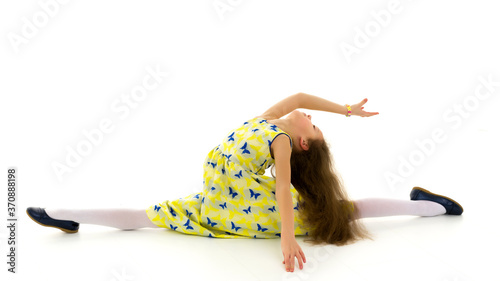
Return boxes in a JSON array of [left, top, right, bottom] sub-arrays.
[[14, 184, 500, 281], [2, 1, 500, 280]]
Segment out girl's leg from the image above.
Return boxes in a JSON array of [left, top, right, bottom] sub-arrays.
[[45, 208, 160, 230], [353, 198, 446, 219]]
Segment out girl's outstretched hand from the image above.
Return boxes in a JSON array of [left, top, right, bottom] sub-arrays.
[[351, 98, 379, 117], [281, 234, 306, 272]]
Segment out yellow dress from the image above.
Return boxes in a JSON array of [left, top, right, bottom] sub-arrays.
[[146, 117, 309, 238]]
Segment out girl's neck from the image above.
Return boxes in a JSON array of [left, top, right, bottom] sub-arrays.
[[268, 118, 295, 141]]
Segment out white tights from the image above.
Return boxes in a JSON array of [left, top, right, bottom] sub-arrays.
[[353, 198, 446, 219], [45, 208, 160, 230], [44, 199, 446, 230]]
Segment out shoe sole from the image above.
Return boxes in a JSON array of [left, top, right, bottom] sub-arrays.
[[412, 186, 464, 213], [26, 209, 78, 234]]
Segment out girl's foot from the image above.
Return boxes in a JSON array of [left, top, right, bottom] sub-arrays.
[[26, 207, 79, 233], [410, 187, 463, 215]]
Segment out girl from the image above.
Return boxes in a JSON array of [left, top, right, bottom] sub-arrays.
[[27, 92, 463, 273]]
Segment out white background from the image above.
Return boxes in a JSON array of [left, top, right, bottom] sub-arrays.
[[1, 1, 499, 280]]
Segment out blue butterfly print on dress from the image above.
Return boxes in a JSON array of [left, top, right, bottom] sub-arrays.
[[240, 142, 251, 154], [294, 202, 299, 211], [185, 209, 193, 217], [193, 194, 200, 199], [229, 187, 238, 199], [207, 217, 217, 227], [154, 205, 161, 212], [257, 224, 268, 232], [268, 206, 276, 212], [169, 207, 177, 217], [270, 125, 278, 132], [169, 224, 178, 231], [259, 120, 267, 124], [250, 189, 261, 199], [234, 170, 243, 179], [252, 128, 259, 132], [219, 202, 227, 209], [275, 233, 281, 237], [231, 221, 241, 232], [228, 132, 235, 142], [211, 186, 216, 192], [183, 219, 194, 230], [242, 206, 251, 214]]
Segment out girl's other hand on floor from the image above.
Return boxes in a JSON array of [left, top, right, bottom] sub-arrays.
[[281, 234, 306, 272]]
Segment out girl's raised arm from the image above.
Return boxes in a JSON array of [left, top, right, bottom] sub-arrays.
[[300, 93, 379, 117], [257, 93, 378, 120], [257, 93, 303, 120]]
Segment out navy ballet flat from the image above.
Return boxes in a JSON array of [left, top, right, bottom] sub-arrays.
[[26, 207, 79, 233], [410, 187, 464, 215]]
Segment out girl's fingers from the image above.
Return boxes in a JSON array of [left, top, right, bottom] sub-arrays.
[[361, 111, 378, 117], [284, 254, 292, 271], [297, 253, 304, 269]]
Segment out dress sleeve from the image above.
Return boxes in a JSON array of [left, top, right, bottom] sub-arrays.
[[269, 132, 293, 152]]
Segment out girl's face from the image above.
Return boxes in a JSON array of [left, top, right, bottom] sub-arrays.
[[287, 110, 324, 143]]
